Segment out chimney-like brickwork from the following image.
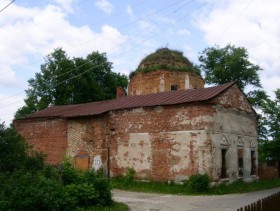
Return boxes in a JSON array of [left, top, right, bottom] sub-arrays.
[[116, 87, 126, 98]]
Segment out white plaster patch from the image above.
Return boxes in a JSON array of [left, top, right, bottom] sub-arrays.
[[170, 111, 212, 127], [168, 131, 210, 173], [185, 74, 190, 89], [160, 74, 165, 92], [136, 89, 142, 95], [213, 108, 257, 136], [132, 107, 144, 113], [115, 133, 151, 172]]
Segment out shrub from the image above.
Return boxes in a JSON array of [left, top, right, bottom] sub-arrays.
[[188, 173, 210, 193], [0, 122, 113, 210], [124, 167, 135, 182], [84, 169, 112, 205], [0, 123, 45, 173], [61, 164, 112, 206], [0, 170, 63, 211], [61, 161, 84, 185]]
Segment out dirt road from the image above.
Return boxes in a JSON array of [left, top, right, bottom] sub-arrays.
[[113, 187, 280, 211]]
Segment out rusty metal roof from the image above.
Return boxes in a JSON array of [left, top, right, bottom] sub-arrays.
[[24, 81, 236, 119]]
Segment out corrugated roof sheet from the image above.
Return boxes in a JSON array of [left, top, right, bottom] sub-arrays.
[[24, 81, 236, 119]]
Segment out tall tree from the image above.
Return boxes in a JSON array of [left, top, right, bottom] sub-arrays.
[[258, 89, 280, 161], [15, 48, 128, 119], [198, 44, 274, 162], [198, 44, 262, 91]]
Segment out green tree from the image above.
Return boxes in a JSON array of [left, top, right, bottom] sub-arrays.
[[0, 122, 44, 173], [259, 89, 280, 161], [15, 48, 128, 119], [198, 44, 273, 161], [198, 44, 262, 90]]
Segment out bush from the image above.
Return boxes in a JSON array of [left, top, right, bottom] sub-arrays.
[[0, 164, 113, 210], [188, 173, 210, 193], [0, 170, 63, 211], [124, 167, 135, 182], [0, 123, 45, 173], [0, 122, 113, 210], [85, 169, 112, 205], [61, 163, 112, 207]]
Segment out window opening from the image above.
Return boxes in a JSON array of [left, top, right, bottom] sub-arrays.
[[251, 151, 256, 175], [171, 84, 177, 91], [238, 149, 244, 177], [221, 149, 227, 178]]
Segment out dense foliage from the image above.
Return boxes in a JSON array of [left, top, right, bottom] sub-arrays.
[[0, 122, 112, 210], [188, 174, 210, 193], [15, 48, 128, 119], [258, 89, 280, 161], [0, 122, 44, 173], [199, 44, 262, 90]]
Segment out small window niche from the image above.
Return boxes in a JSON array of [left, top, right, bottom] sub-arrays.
[[171, 84, 177, 91], [238, 149, 244, 177], [110, 128, 116, 135]]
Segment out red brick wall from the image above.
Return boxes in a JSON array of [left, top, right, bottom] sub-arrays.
[[108, 103, 216, 181], [14, 83, 258, 182], [67, 116, 110, 170], [258, 162, 279, 180], [15, 118, 68, 164], [128, 70, 204, 96], [210, 84, 254, 113]]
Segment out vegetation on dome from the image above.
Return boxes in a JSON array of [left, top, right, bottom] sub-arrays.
[[129, 48, 201, 78]]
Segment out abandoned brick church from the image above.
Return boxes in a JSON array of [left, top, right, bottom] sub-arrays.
[[15, 48, 258, 182]]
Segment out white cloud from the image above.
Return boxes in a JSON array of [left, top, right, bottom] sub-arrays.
[[95, 0, 113, 14], [261, 75, 280, 100], [0, 93, 25, 125], [193, 0, 280, 97], [0, 66, 18, 87], [0, 3, 126, 75], [126, 5, 133, 18], [0, 1, 127, 123], [52, 0, 74, 13]]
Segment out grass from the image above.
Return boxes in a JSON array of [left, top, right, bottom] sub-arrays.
[[111, 178, 280, 196], [211, 179, 280, 195], [79, 202, 130, 211]]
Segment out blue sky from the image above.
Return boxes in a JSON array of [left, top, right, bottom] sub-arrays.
[[0, 0, 279, 124]]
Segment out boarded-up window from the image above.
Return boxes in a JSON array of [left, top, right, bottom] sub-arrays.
[[75, 150, 90, 171]]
